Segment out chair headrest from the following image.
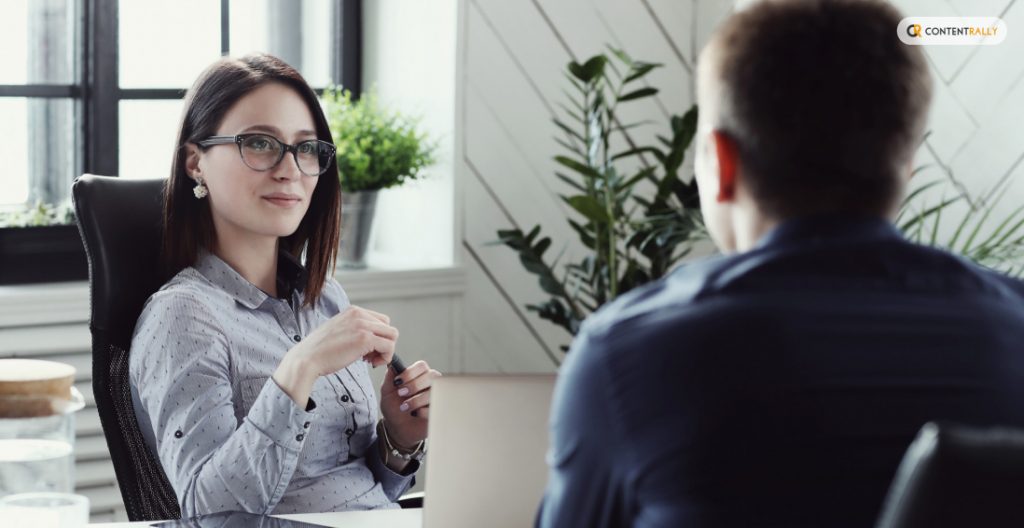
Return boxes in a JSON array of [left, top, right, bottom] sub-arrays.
[[877, 421, 1024, 528], [72, 174, 166, 347]]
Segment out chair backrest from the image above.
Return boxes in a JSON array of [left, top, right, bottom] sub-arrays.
[[876, 422, 1024, 528], [72, 174, 181, 521]]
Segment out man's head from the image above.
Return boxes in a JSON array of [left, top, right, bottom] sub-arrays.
[[694, 0, 933, 252]]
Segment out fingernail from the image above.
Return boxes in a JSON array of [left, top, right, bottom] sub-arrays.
[[393, 378, 403, 387], [397, 387, 409, 397], [400, 402, 410, 412], [411, 410, 419, 418]]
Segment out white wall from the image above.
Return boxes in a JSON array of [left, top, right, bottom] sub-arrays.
[[893, 0, 1024, 237], [361, 0, 459, 270]]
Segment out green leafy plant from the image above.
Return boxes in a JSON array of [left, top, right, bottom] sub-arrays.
[[898, 170, 1024, 278], [323, 87, 437, 193], [495, 49, 706, 353], [0, 201, 76, 228]]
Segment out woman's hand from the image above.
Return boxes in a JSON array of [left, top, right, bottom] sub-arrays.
[[380, 360, 442, 448], [274, 306, 398, 406]]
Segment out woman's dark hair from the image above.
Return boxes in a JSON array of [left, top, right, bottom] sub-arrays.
[[162, 54, 340, 308], [709, 0, 933, 218]]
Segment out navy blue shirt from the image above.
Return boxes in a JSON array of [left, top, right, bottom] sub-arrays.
[[537, 216, 1024, 528]]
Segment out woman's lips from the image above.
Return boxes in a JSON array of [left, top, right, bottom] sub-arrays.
[[262, 197, 301, 207]]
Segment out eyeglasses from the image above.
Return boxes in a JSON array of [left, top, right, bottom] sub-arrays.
[[197, 133, 337, 177]]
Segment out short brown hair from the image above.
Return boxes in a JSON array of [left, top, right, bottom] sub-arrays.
[[161, 54, 341, 308], [708, 0, 932, 217]]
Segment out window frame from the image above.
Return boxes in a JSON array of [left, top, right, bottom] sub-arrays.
[[0, 0, 363, 286]]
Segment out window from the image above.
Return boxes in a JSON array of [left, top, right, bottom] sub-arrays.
[[0, 0, 79, 210], [118, 0, 352, 180]]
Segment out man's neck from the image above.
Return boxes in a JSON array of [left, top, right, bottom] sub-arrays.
[[731, 207, 780, 253]]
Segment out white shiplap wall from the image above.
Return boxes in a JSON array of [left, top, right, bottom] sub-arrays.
[[0, 268, 464, 522], [458, 0, 1024, 371]]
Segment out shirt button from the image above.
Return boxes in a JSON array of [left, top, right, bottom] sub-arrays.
[[345, 428, 354, 436], [296, 433, 305, 442], [340, 394, 350, 403], [303, 421, 311, 429], [174, 430, 183, 439], [293, 335, 301, 342]]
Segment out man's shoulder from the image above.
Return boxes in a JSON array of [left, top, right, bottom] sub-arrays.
[[575, 254, 745, 360]]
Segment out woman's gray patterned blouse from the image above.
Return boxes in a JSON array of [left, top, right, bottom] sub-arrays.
[[129, 249, 414, 517]]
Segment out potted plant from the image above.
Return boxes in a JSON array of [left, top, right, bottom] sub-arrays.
[[496, 49, 707, 360], [323, 87, 436, 269]]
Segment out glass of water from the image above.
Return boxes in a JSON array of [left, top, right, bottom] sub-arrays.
[[0, 388, 85, 497], [0, 492, 89, 527]]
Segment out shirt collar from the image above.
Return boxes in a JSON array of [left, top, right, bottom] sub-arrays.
[[753, 213, 901, 251], [194, 248, 308, 310]]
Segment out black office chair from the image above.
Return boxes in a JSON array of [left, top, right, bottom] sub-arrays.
[[876, 422, 1024, 528], [72, 174, 180, 521]]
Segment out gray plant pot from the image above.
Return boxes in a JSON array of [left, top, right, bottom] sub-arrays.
[[339, 190, 379, 269]]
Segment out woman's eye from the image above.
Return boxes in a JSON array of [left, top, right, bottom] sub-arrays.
[[247, 138, 273, 151], [298, 142, 316, 154]]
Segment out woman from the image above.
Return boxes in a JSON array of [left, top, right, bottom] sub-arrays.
[[129, 54, 440, 517]]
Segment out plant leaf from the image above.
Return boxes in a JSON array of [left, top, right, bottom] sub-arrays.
[[623, 63, 659, 84], [564, 195, 610, 223], [618, 87, 658, 102], [554, 155, 603, 180]]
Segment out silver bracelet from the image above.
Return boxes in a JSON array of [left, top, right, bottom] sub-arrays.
[[379, 419, 426, 462]]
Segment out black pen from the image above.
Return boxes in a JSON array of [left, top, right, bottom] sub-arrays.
[[390, 354, 407, 382]]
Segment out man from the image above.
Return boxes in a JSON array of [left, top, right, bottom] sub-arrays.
[[537, 1, 1024, 526]]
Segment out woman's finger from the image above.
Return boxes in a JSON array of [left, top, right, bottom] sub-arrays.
[[354, 306, 391, 325], [363, 335, 395, 367], [398, 391, 430, 413], [358, 318, 398, 341], [393, 360, 429, 387], [395, 369, 441, 399]]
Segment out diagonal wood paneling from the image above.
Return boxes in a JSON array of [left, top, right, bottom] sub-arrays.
[[902, 0, 1024, 220]]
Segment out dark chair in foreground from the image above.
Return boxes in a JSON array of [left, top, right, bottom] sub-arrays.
[[876, 422, 1024, 528], [73, 174, 179, 521]]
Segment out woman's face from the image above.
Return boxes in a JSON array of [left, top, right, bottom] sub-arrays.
[[188, 82, 321, 247]]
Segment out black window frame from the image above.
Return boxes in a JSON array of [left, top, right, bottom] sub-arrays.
[[0, 0, 362, 286]]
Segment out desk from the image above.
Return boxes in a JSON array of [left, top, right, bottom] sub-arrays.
[[89, 508, 422, 528]]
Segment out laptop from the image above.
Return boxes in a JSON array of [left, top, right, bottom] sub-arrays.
[[422, 374, 557, 528]]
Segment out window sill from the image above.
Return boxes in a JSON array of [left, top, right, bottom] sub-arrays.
[[0, 266, 465, 329]]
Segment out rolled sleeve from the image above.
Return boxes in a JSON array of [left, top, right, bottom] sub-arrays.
[[245, 378, 318, 450]]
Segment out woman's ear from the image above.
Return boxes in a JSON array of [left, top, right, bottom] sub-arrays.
[[184, 143, 203, 181]]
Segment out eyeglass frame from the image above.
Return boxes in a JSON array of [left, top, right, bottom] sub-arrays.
[[196, 133, 337, 177]]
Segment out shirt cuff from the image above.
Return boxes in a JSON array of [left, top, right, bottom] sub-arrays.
[[366, 435, 417, 501], [244, 378, 318, 451]]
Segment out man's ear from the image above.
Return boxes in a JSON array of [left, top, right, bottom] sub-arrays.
[[184, 143, 203, 181], [712, 130, 740, 202]]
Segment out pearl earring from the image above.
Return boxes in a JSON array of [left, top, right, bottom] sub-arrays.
[[193, 178, 208, 199]]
